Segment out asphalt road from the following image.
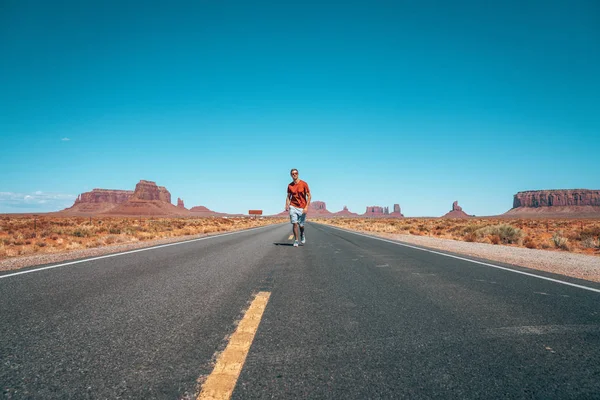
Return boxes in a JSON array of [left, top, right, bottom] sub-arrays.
[[1, 222, 599, 399]]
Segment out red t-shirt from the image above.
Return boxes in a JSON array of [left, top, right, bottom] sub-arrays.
[[288, 180, 310, 209]]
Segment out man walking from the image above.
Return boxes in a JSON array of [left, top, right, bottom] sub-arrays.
[[285, 168, 311, 247]]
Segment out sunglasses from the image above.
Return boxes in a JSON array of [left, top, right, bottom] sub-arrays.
[[291, 172, 298, 175]]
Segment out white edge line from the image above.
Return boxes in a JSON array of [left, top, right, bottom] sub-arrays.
[[319, 223, 600, 294], [0, 223, 284, 280]]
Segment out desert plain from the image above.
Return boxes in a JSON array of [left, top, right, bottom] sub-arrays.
[[1, 215, 599, 270], [0, 216, 285, 269]]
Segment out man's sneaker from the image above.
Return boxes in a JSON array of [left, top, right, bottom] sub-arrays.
[[301, 234, 306, 244], [293, 241, 299, 247]]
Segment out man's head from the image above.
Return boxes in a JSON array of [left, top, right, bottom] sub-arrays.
[[290, 168, 299, 182]]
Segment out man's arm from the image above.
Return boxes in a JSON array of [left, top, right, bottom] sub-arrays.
[[303, 191, 311, 214], [285, 191, 290, 211]]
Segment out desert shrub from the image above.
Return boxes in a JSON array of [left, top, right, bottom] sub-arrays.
[[104, 235, 118, 245], [66, 242, 83, 250], [70, 226, 94, 238], [523, 236, 538, 249], [136, 232, 156, 240], [581, 227, 600, 240], [123, 227, 141, 236], [473, 224, 523, 244], [4, 248, 18, 257], [40, 229, 53, 238], [489, 235, 501, 245], [581, 236, 600, 249], [417, 224, 430, 233], [499, 224, 524, 244], [85, 239, 104, 248], [461, 224, 480, 235], [109, 227, 121, 234], [36, 241, 46, 247], [464, 232, 476, 242], [552, 231, 570, 250], [19, 247, 35, 256]]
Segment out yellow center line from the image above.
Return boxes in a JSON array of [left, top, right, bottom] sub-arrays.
[[288, 234, 294, 240], [197, 291, 271, 400]]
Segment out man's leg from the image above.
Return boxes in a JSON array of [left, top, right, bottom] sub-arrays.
[[289, 207, 299, 243], [299, 213, 306, 243]]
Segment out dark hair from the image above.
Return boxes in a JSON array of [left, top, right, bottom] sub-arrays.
[[290, 168, 298, 174]]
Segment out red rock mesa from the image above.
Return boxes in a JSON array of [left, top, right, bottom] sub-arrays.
[[504, 189, 600, 217]]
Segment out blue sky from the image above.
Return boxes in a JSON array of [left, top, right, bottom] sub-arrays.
[[1, 0, 599, 216]]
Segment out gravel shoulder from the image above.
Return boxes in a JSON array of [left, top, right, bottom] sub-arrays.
[[330, 227, 600, 283]]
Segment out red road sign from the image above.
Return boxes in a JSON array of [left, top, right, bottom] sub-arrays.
[[248, 210, 263, 215]]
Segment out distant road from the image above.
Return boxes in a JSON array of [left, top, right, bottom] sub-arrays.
[[1, 222, 599, 399]]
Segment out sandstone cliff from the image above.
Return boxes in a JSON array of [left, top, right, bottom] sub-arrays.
[[512, 189, 600, 208], [363, 206, 388, 217], [131, 180, 172, 202], [309, 201, 333, 216], [104, 180, 185, 216], [60, 180, 249, 217], [62, 189, 134, 215], [505, 189, 600, 217], [390, 203, 404, 217]]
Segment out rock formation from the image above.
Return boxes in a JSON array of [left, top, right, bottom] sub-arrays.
[[512, 189, 600, 208], [310, 201, 327, 211], [189, 205, 220, 215], [363, 206, 389, 217], [158, 186, 171, 203], [334, 206, 359, 216], [62, 189, 134, 214], [75, 189, 133, 205], [390, 204, 404, 217], [442, 201, 471, 218], [309, 201, 333, 215], [189, 206, 212, 213], [505, 189, 600, 216], [106, 180, 183, 216], [365, 206, 384, 215], [59, 180, 246, 217], [132, 180, 172, 202]]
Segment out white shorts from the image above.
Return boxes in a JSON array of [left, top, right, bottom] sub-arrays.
[[289, 206, 306, 226]]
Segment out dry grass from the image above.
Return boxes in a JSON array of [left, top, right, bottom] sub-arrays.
[[313, 217, 600, 256], [0, 216, 285, 260]]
